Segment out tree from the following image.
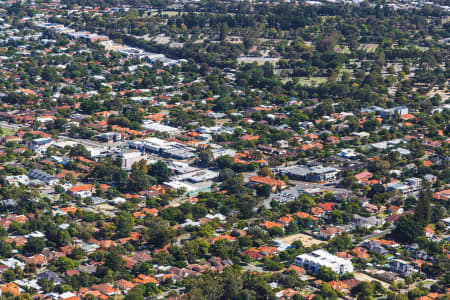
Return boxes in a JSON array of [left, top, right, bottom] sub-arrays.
[[264, 258, 284, 271], [286, 220, 299, 234], [69, 144, 90, 158], [352, 282, 374, 300], [258, 167, 273, 177], [367, 184, 385, 199], [15, 294, 33, 300], [143, 217, 176, 248], [24, 237, 45, 255], [408, 139, 425, 158], [216, 155, 234, 169], [222, 268, 242, 299], [239, 195, 257, 218], [218, 168, 235, 181], [70, 247, 86, 260], [104, 251, 125, 272], [222, 175, 245, 195], [317, 266, 338, 281], [128, 168, 152, 192], [125, 286, 144, 300], [219, 23, 229, 41], [198, 150, 213, 167], [38, 278, 54, 293], [41, 66, 60, 83], [183, 239, 210, 263], [114, 211, 135, 238], [148, 161, 170, 184], [0, 240, 13, 258], [405, 276, 414, 288], [317, 31, 340, 52], [414, 190, 432, 226], [56, 256, 78, 272], [256, 184, 271, 198], [319, 282, 338, 300], [3, 269, 15, 282], [242, 272, 275, 300], [369, 160, 390, 174], [328, 233, 352, 253], [391, 215, 424, 244]]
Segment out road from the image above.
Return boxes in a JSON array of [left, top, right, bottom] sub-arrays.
[[359, 229, 392, 241], [242, 263, 264, 273]]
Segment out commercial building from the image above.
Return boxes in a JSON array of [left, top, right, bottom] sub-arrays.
[[121, 151, 156, 170], [142, 121, 180, 136], [295, 249, 354, 274], [211, 148, 236, 159], [29, 137, 53, 153], [278, 165, 339, 182], [129, 138, 196, 160], [96, 132, 121, 143], [387, 177, 422, 195], [172, 169, 218, 183]]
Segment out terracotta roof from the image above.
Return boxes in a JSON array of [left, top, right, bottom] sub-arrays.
[[354, 171, 373, 181], [209, 234, 237, 244], [91, 283, 120, 296], [434, 189, 450, 200], [318, 202, 335, 211], [1, 282, 20, 297], [352, 247, 370, 259], [133, 274, 159, 285], [115, 279, 136, 290], [320, 226, 341, 235], [278, 215, 294, 225], [311, 207, 325, 216], [328, 280, 348, 291], [288, 264, 306, 275], [249, 176, 285, 188], [293, 211, 318, 221], [68, 184, 93, 193], [260, 220, 283, 229]]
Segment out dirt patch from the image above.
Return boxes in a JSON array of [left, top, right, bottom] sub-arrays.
[[353, 272, 390, 288], [278, 233, 324, 247]]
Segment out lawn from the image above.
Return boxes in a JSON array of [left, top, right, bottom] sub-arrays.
[[360, 43, 379, 53], [0, 127, 17, 136], [335, 45, 351, 54], [296, 77, 328, 86]]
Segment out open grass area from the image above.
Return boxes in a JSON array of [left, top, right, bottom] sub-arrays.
[[335, 45, 351, 54], [354, 272, 390, 288], [149, 11, 179, 16], [396, 45, 429, 52], [296, 77, 328, 86], [361, 43, 379, 53], [237, 56, 280, 65], [0, 127, 16, 136]]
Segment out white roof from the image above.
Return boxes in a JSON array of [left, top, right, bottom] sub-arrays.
[[0, 258, 25, 269]]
